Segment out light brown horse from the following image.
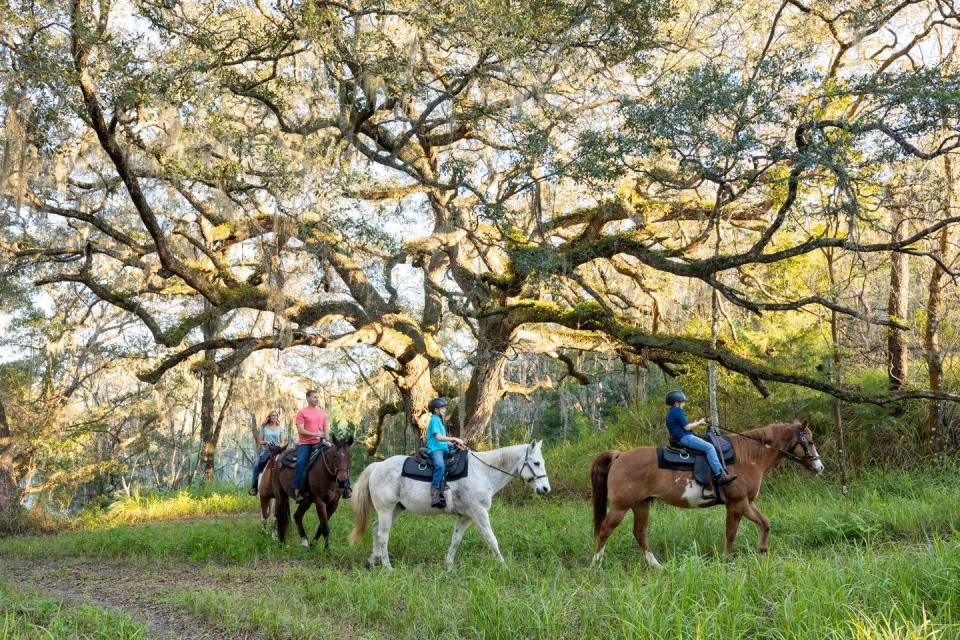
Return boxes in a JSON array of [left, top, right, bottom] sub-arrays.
[[591, 420, 823, 567], [255, 444, 287, 535], [273, 435, 353, 549]]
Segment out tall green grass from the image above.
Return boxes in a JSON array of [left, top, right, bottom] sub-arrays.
[[0, 582, 145, 640], [2, 467, 959, 639], [69, 481, 251, 530]]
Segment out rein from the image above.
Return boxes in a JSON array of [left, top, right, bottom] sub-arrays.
[[714, 423, 820, 465], [468, 445, 546, 484], [321, 447, 338, 476]]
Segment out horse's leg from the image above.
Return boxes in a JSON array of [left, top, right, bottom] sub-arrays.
[[373, 505, 398, 570], [724, 500, 747, 555], [743, 502, 771, 554], [259, 496, 270, 533], [470, 508, 504, 564], [632, 501, 660, 569], [293, 500, 312, 548], [592, 506, 627, 567], [444, 516, 472, 570], [312, 500, 330, 548]]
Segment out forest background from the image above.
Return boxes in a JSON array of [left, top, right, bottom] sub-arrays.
[[3, 0, 960, 529]]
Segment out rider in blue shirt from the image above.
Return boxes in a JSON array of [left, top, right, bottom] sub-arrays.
[[426, 398, 465, 508], [665, 390, 736, 486]]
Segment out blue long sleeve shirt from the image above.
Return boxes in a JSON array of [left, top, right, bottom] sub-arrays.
[[666, 406, 690, 442]]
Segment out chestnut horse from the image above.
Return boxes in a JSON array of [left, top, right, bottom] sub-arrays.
[[255, 443, 287, 535], [273, 435, 353, 549], [591, 420, 823, 567]]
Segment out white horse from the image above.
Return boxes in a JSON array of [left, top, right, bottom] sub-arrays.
[[348, 441, 551, 570]]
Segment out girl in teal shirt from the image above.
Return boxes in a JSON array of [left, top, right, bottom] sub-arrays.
[[426, 398, 465, 508]]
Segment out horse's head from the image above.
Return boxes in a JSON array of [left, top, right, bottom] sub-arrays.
[[788, 420, 824, 475], [330, 435, 354, 495], [519, 440, 551, 495]]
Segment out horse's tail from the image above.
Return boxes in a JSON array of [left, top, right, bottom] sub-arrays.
[[275, 474, 291, 543], [348, 463, 375, 546], [591, 450, 617, 539]]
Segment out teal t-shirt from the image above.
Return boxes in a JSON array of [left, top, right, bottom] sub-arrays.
[[426, 414, 450, 453], [262, 425, 284, 447]]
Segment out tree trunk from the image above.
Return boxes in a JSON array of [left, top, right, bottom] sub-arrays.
[[827, 251, 849, 494], [708, 286, 720, 426], [887, 202, 909, 391], [461, 319, 515, 442], [198, 350, 217, 481], [0, 397, 23, 534], [198, 312, 220, 482], [394, 353, 436, 447], [926, 156, 954, 454], [461, 354, 508, 442]]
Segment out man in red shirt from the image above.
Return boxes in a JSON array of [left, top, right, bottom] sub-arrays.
[[293, 389, 329, 503]]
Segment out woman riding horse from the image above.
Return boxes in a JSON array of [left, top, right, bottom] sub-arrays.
[[592, 419, 824, 568], [250, 410, 286, 495]]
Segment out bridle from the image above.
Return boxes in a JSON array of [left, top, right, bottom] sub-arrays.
[[469, 445, 547, 484], [321, 444, 349, 489], [781, 423, 821, 464]]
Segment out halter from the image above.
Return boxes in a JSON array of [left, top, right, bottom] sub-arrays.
[[717, 423, 820, 466], [469, 445, 547, 484]]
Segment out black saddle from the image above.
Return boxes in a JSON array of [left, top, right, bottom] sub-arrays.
[[279, 442, 330, 470], [401, 449, 469, 482], [656, 436, 735, 487]]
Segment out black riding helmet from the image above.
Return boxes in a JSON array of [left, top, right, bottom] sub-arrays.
[[665, 390, 687, 406], [428, 397, 448, 413]]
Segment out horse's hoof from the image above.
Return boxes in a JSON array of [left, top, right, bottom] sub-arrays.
[[300, 539, 310, 548], [271, 532, 278, 541]]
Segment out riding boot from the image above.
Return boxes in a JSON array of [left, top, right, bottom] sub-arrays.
[[431, 487, 446, 509], [715, 472, 737, 486], [342, 478, 352, 500], [249, 485, 258, 496], [294, 488, 306, 503]]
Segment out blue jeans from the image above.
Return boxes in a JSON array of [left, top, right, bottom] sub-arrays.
[[430, 450, 446, 489], [251, 450, 270, 488], [679, 433, 724, 476], [293, 443, 313, 492]]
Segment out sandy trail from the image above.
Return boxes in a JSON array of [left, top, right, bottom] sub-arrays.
[[1, 558, 268, 640]]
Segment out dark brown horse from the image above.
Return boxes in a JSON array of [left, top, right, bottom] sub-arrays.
[[591, 420, 823, 567], [255, 443, 287, 535], [273, 435, 353, 548]]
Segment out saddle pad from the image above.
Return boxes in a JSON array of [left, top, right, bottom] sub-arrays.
[[400, 450, 469, 482], [279, 443, 329, 469], [657, 436, 735, 470]]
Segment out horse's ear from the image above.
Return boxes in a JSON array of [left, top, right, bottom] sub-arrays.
[[332, 434, 340, 446], [345, 435, 354, 447]]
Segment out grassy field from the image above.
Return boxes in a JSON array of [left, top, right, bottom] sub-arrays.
[[1, 467, 958, 639]]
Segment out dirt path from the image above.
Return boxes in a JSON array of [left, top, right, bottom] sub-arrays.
[[0, 558, 268, 640]]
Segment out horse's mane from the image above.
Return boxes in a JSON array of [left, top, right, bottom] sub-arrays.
[[736, 421, 796, 443], [729, 422, 797, 464]]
